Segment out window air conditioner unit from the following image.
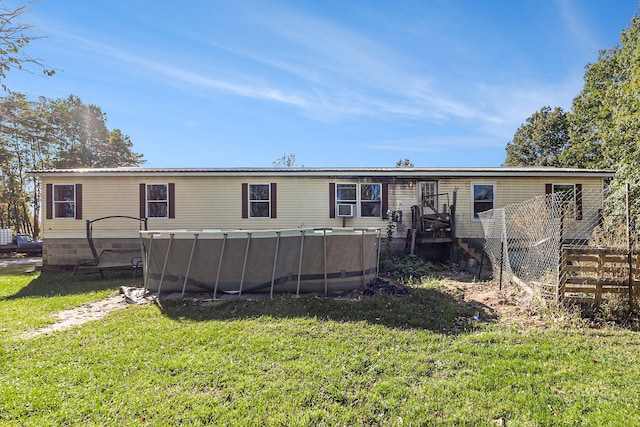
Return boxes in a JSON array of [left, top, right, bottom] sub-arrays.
[[337, 203, 355, 217]]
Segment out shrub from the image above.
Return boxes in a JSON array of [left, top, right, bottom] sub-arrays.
[[385, 254, 441, 283]]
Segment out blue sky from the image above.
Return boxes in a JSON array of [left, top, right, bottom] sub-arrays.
[[4, 0, 639, 168]]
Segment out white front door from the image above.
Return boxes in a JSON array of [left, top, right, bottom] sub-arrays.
[[419, 181, 438, 215]]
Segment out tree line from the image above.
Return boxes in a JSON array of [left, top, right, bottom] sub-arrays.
[[0, 93, 144, 236], [505, 12, 640, 201], [1, 4, 144, 236]]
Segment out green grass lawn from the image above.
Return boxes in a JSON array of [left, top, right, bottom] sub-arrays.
[[1, 267, 640, 426]]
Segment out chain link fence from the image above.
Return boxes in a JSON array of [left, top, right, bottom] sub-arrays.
[[479, 184, 638, 306]]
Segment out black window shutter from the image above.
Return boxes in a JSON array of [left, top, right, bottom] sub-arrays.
[[270, 183, 277, 218], [46, 184, 53, 220], [75, 184, 82, 220], [576, 183, 583, 220], [139, 183, 146, 218], [329, 183, 336, 218], [381, 183, 389, 219], [168, 183, 175, 219], [242, 183, 248, 218], [545, 183, 552, 194]]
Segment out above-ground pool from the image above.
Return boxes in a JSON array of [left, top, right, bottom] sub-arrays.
[[140, 227, 381, 297]]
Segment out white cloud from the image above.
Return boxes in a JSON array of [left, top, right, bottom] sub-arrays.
[[555, 0, 602, 53], [189, 2, 504, 124], [42, 3, 576, 140]]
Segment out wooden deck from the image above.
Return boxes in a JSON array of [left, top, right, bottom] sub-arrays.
[[406, 192, 458, 260], [416, 230, 453, 244]]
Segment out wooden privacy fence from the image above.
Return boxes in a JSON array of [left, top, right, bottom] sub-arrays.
[[560, 245, 639, 305]]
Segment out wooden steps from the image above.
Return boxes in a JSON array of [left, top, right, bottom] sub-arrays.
[[457, 239, 483, 263]]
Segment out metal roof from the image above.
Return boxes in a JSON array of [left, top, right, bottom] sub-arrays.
[[29, 166, 615, 178]]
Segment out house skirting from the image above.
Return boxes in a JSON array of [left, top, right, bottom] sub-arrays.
[[43, 238, 141, 269], [42, 236, 486, 269]]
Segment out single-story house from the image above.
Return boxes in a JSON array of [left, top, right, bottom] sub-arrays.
[[32, 167, 614, 268]]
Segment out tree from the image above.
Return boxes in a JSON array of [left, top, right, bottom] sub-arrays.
[[100, 129, 145, 167], [0, 3, 54, 91], [504, 106, 570, 166], [0, 92, 53, 234], [563, 14, 640, 175], [395, 158, 414, 167], [505, 11, 640, 174], [0, 93, 144, 235], [49, 95, 143, 168], [563, 13, 640, 229], [502, 12, 640, 235], [273, 153, 302, 168]]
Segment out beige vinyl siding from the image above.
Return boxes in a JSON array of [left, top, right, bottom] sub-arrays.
[[41, 173, 605, 241], [387, 183, 418, 237], [41, 176, 393, 238], [175, 177, 240, 228], [42, 177, 142, 239], [440, 176, 605, 239]]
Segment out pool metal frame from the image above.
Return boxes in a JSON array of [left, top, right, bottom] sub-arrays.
[[141, 227, 381, 298]]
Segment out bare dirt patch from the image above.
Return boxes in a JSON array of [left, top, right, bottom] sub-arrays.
[[24, 271, 545, 338], [437, 270, 548, 328], [0, 256, 42, 268], [24, 294, 131, 338]]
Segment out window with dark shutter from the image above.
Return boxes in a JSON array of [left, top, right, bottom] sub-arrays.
[[360, 183, 382, 217], [48, 184, 78, 219], [242, 183, 276, 218], [140, 183, 174, 218], [550, 183, 581, 220]]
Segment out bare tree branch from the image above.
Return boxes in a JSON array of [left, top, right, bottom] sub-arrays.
[[0, 2, 55, 92]]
